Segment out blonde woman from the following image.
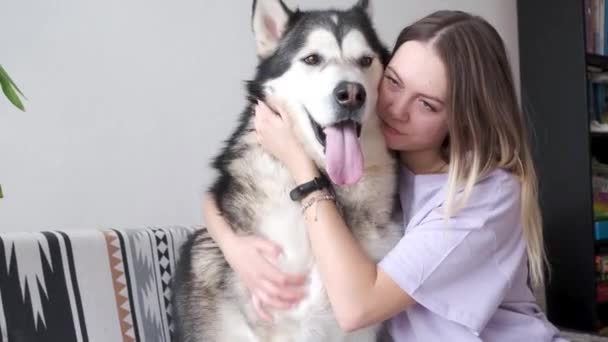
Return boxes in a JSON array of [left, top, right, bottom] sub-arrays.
[[203, 10, 565, 341]]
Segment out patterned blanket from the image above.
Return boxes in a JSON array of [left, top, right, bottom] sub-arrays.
[[0, 226, 195, 342], [0, 226, 592, 342]]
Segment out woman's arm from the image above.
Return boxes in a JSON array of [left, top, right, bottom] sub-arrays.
[[201, 192, 239, 250], [296, 178, 416, 331], [201, 193, 306, 321], [254, 99, 416, 331]]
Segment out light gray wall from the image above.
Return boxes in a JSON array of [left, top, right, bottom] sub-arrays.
[[0, 0, 518, 232]]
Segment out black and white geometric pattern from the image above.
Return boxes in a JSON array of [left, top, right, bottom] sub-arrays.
[[153, 229, 174, 340], [0, 226, 195, 342]]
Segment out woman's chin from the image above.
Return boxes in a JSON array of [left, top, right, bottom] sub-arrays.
[[381, 126, 404, 149], [382, 133, 401, 151]]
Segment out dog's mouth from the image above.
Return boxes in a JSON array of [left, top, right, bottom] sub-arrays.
[[308, 114, 362, 148], [305, 109, 364, 186]]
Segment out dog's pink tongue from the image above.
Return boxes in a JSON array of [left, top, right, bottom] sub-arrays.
[[324, 122, 363, 185]]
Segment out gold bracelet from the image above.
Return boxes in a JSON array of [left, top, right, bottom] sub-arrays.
[[301, 194, 336, 221]]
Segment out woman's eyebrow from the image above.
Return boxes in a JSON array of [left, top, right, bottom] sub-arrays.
[[418, 91, 445, 105], [387, 65, 445, 105], [386, 66, 403, 83]]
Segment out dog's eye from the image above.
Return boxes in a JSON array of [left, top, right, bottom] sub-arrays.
[[358, 56, 373, 68], [303, 54, 322, 66]]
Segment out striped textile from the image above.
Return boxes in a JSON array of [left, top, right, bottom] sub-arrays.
[[0, 226, 195, 342]]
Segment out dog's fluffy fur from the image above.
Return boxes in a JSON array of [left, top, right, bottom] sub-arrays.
[[173, 1, 402, 340]]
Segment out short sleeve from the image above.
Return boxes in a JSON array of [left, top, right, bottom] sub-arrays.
[[378, 172, 526, 334]]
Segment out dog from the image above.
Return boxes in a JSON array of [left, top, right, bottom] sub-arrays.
[[173, 1, 402, 340]]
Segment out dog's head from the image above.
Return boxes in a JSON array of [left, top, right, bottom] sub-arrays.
[[250, 0, 389, 185]]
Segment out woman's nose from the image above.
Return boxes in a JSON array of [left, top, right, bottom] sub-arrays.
[[386, 100, 409, 122]]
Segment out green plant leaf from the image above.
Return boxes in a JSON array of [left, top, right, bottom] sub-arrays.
[[0, 78, 25, 111], [0, 65, 25, 97], [0, 65, 26, 111]]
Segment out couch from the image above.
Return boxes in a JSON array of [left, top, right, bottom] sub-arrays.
[[0, 226, 194, 342], [0, 225, 601, 342]]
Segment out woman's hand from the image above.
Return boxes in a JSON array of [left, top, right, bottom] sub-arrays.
[[222, 233, 307, 321], [254, 98, 320, 183]]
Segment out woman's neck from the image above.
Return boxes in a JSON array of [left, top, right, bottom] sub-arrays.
[[399, 150, 447, 175]]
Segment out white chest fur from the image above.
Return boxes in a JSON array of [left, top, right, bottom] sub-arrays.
[[257, 200, 312, 273]]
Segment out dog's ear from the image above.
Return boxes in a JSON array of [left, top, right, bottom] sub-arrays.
[[252, 0, 292, 58], [353, 0, 371, 16]]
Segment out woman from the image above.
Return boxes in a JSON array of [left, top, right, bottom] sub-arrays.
[[202, 10, 565, 341]]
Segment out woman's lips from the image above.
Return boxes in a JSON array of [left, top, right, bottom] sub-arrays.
[[381, 119, 402, 136]]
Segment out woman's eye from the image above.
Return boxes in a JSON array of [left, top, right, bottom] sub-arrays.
[[385, 75, 399, 86], [419, 99, 435, 112], [303, 54, 322, 66]]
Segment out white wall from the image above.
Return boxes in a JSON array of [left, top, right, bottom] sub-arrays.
[[0, 0, 519, 232]]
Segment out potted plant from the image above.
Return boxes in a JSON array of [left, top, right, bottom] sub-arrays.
[[0, 65, 26, 198]]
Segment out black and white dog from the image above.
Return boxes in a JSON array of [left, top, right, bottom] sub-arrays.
[[173, 1, 401, 340]]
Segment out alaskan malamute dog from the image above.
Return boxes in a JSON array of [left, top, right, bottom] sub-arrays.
[[173, 0, 401, 340]]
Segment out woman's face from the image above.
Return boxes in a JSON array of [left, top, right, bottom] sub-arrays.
[[377, 40, 449, 153]]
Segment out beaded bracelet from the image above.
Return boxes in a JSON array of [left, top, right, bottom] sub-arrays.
[[301, 194, 336, 221]]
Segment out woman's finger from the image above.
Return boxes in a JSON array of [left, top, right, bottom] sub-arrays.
[[265, 96, 292, 125], [253, 106, 264, 130], [256, 289, 292, 310], [259, 99, 288, 127], [265, 95, 283, 114], [252, 294, 273, 322], [252, 237, 282, 259], [256, 101, 274, 119], [259, 260, 306, 287], [260, 278, 304, 302]]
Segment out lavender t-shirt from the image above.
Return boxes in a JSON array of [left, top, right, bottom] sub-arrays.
[[378, 166, 566, 341]]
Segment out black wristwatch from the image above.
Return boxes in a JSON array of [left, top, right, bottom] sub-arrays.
[[289, 175, 330, 201]]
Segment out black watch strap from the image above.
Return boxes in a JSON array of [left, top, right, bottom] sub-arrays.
[[289, 175, 330, 201]]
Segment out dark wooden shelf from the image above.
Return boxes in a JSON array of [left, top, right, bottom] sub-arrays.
[[592, 131, 608, 139], [587, 54, 608, 70], [519, 0, 597, 331], [596, 240, 608, 255]]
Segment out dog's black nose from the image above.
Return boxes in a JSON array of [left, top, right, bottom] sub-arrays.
[[334, 81, 366, 110]]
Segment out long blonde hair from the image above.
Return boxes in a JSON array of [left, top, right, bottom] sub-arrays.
[[394, 11, 547, 289]]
